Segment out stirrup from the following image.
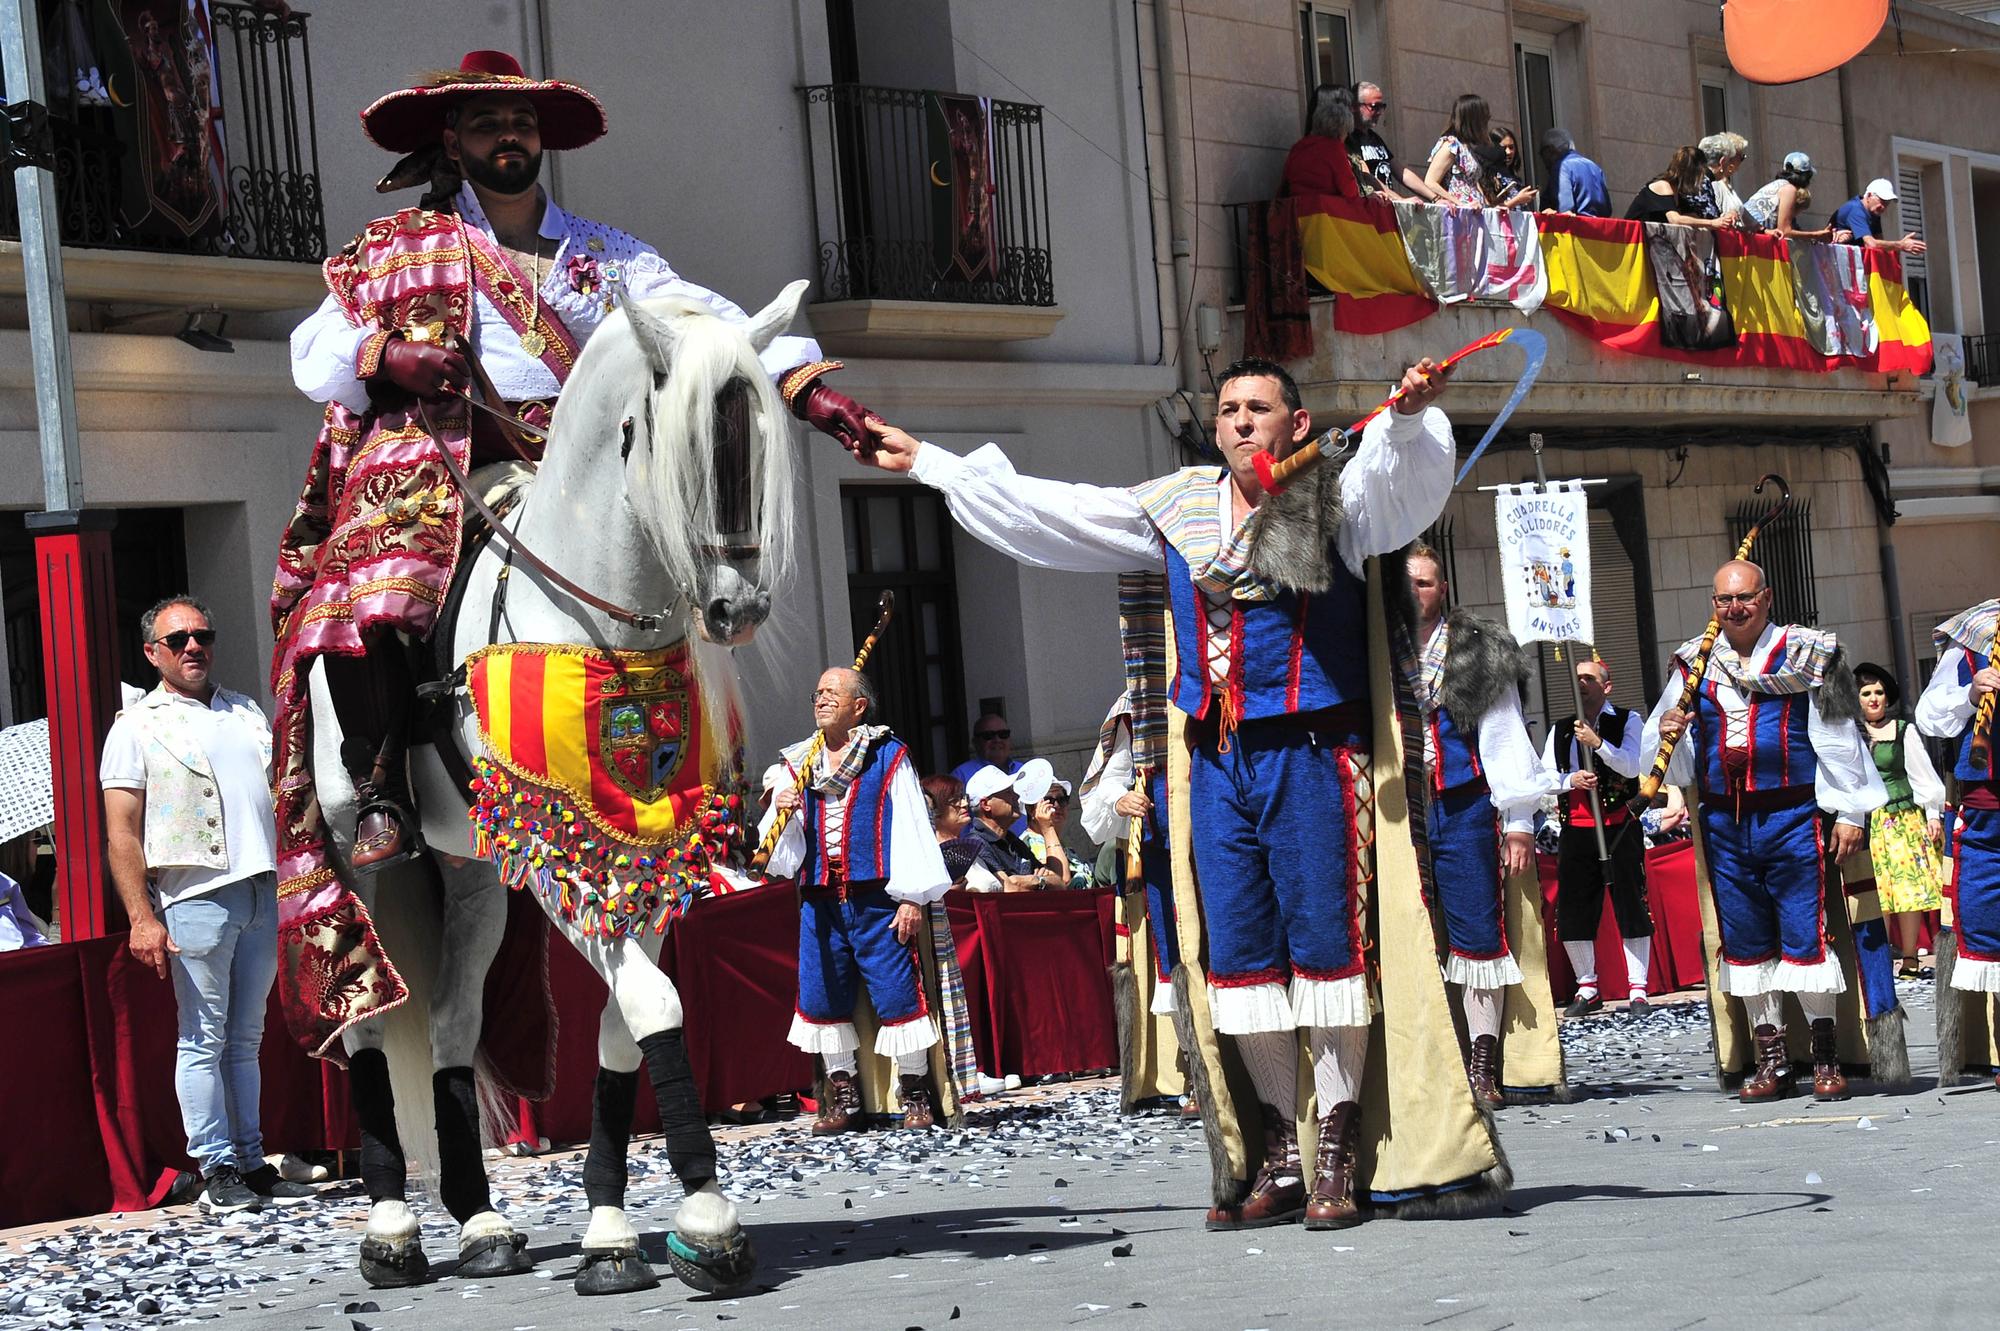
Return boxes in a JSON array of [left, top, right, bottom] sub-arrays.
[[352, 796, 425, 874]]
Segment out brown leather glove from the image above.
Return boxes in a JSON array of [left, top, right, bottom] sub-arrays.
[[375, 337, 470, 399], [794, 379, 876, 458]]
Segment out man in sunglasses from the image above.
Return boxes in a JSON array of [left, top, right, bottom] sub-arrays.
[[1644, 560, 1889, 1102], [100, 597, 319, 1214]]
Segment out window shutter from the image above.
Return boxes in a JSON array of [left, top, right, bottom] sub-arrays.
[[1897, 163, 1927, 282]]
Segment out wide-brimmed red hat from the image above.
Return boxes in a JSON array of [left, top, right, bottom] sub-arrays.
[[360, 50, 607, 153]]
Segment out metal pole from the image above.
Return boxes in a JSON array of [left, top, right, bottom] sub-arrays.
[[1529, 433, 1614, 889], [1, 0, 84, 510]]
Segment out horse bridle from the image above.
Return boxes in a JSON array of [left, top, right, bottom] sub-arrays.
[[415, 333, 766, 631]]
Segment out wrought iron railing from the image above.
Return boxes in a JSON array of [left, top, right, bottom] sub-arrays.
[[1, 2, 323, 262], [1964, 332, 2000, 388], [801, 82, 1054, 306]]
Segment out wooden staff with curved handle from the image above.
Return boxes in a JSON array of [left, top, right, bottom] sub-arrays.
[[748, 591, 896, 872], [1123, 766, 1151, 894], [1629, 473, 1791, 812]]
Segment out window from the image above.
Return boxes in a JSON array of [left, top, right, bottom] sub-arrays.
[[1897, 161, 1931, 322], [1514, 35, 1558, 188], [841, 488, 968, 775], [1700, 81, 1729, 137], [1300, 4, 1354, 98], [1727, 494, 1817, 628]]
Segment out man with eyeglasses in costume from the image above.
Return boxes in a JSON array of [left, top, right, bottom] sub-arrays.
[[101, 597, 319, 1214], [1643, 560, 1888, 1102], [273, 51, 876, 1051], [760, 668, 951, 1134]]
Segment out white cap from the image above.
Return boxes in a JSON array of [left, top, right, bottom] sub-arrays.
[[1865, 177, 1897, 201], [1014, 758, 1057, 803], [964, 764, 1018, 804]]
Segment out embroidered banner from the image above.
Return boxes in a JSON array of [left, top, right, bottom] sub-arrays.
[[1495, 481, 1593, 647], [466, 642, 745, 937]]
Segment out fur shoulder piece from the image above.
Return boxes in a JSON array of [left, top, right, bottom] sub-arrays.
[[1439, 609, 1529, 724], [1245, 464, 1346, 593], [1815, 646, 1863, 726]]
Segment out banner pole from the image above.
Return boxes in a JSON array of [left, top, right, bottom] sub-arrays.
[[1529, 433, 1616, 890]]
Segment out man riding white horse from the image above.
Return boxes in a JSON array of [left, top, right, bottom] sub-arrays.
[[276, 50, 873, 1292]]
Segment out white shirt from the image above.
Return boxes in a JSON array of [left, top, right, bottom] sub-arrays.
[[1080, 720, 1135, 847], [1539, 702, 1646, 781], [100, 688, 276, 906], [758, 745, 952, 905], [291, 184, 821, 414], [1638, 623, 1885, 826], [1916, 646, 1978, 744], [1862, 720, 1946, 818], [907, 405, 1456, 581], [1418, 621, 1557, 837]]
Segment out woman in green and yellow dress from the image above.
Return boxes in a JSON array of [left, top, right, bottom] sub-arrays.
[[1856, 663, 1947, 977]]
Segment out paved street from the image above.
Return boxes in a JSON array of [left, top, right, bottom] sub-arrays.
[[8, 984, 1999, 1330]]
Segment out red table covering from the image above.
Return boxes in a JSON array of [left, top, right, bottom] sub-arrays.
[[945, 888, 1118, 1078], [1538, 840, 1707, 1001]]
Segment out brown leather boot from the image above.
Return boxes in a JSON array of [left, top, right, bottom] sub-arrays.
[[1468, 1034, 1507, 1109], [1203, 1104, 1305, 1230], [899, 1074, 936, 1130], [1304, 1101, 1363, 1231], [1810, 1018, 1848, 1101], [812, 1070, 863, 1135], [325, 648, 422, 873], [1738, 1024, 1795, 1102]]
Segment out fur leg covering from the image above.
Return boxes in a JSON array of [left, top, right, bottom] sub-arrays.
[[1867, 1005, 1911, 1089], [639, 1029, 717, 1192], [1935, 928, 1965, 1088], [1110, 961, 1140, 1114], [431, 1067, 492, 1224], [1385, 1108, 1515, 1221], [1174, 965, 1248, 1209]]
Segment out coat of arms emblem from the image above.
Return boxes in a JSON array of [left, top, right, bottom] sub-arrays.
[[599, 661, 690, 802]]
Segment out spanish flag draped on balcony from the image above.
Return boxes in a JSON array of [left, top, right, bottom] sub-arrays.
[[1295, 194, 1438, 333], [1291, 199, 1929, 374], [1529, 214, 1930, 374]]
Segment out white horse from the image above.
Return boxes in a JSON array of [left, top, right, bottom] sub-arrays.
[[308, 280, 806, 1297]]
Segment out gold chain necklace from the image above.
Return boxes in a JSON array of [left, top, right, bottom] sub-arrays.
[[518, 247, 549, 358]]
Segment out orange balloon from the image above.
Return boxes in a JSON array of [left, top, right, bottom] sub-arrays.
[[1724, 0, 1887, 85]]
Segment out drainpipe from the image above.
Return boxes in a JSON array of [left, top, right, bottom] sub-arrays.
[[1150, 0, 1203, 399]]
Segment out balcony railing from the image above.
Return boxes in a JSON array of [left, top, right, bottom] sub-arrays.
[[1, 2, 324, 263], [1964, 332, 2000, 388], [801, 82, 1054, 306]]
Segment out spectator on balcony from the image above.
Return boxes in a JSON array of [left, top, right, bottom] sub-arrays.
[[1280, 84, 1360, 201], [1474, 136, 1536, 210], [1485, 127, 1537, 209], [1699, 132, 1751, 221], [99, 596, 318, 1214], [1831, 178, 1927, 255], [1350, 82, 1425, 202], [1422, 94, 1494, 208], [1740, 152, 1837, 241], [1538, 129, 1610, 217], [1625, 146, 1737, 229]]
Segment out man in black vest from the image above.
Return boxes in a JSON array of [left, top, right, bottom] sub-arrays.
[[1541, 655, 1652, 1015]]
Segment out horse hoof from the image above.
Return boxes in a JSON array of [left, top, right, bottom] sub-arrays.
[[665, 1229, 756, 1294], [456, 1231, 534, 1278], [359, 1236, 431, 1288], [574, 1247, 661, 1296]]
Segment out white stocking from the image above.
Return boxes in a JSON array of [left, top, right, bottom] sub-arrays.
[[1622, 935, 1651, 993], [1564, 940, 1598, 993], [1463, 986, 1505, 1041], [1745, 991, 1784, 1029], [1234, 1029, 1300, 1116], [1306, 1024, 1367, 1108], [895, 1049, 930, 1075], [1797, 990, 1837, 1024], [823, 1048, 858, 1076]]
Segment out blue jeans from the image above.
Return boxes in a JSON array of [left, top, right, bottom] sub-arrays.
[[163, 873, 278, 1171]]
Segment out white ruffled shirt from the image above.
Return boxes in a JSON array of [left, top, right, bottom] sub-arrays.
[[1639, 622, 1885, 826], [291, 183, 821, 414], [756, 745, 951, 906]]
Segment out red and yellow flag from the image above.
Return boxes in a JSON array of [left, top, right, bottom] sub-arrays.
[[1295, 194, 1438, 334]]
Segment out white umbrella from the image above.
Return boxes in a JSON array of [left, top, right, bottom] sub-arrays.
[[0, 719, 54, 844]]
